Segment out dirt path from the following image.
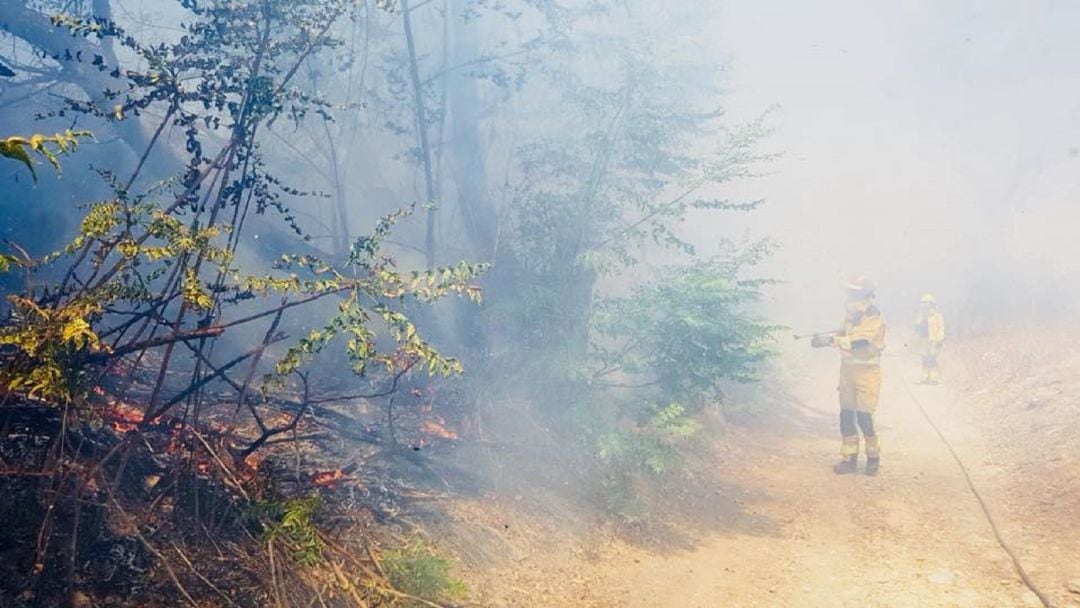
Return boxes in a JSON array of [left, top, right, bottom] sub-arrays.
[[466, 349, 1079, 607], [588, 353, 1046, 607]]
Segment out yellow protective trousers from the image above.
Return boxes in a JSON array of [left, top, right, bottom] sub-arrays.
[[839, 409, 880, 458], [838, 363, 882, 413], [838, 363, 882, 458], [922, 358, 942, 382], [920, 342, 942, 382]]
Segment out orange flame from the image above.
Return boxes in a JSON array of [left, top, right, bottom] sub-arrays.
[[164, 435, 183, 454], [243, 452, 265, 472], [102, 401, 145, 433], [312, 469, 345, 487], [420, 419, 458, 440]]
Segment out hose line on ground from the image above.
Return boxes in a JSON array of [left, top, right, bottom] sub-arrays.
[[903, 384, 1054, 608]]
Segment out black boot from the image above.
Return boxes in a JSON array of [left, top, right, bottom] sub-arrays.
[[865, 457, 880, 476], [833, 455, 858, 475]]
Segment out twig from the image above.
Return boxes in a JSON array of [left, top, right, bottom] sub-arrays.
[[263, 433, 329, 447], [83, 326, 226, 363], [329, 559, 369, 607], [218, 288, 348, 331], [307, 383, 400, 405], [227, 304, 287, 436], [100, 481, 199, 607], [318, 533, 458, 607], [189, 429, 250, 502], [142, 347, 257, 423], [180, 340, 266, 429], [364, 543, 387, 580], [304, 583, 331, 608], [66, 484, 82, 600], [378, 585, 457, 608], [171, 541, 238, 607], [384, 359, 419, 447], [238, 372, 311, 460], [266, 401, 380, 446], [268, 540, 286, 608]]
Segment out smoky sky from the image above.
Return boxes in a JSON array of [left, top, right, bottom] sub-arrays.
[[682, 0, 1080, 328]]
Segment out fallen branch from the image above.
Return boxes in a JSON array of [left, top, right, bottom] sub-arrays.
[[83, 326, 226, 363]]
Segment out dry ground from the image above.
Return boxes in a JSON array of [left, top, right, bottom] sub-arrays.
[[442, 331, 1080, 607]]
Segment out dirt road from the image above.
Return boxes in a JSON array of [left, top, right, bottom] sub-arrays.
[[466, 348, 1080, 607]]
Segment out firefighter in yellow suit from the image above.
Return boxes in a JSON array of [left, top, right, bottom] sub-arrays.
[[812, 275, 886, 475], [914, 293, 945, 384]]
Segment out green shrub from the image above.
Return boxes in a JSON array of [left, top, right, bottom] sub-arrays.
[[591, 254, 781, 409], [382, 541, 468, 605], [250, 495, 324, 566]]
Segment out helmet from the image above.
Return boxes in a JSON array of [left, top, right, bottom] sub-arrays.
[[846, 274, 876, 293], [920, 293, 936, 305]]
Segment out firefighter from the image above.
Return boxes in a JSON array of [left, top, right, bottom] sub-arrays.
[[913, 293, 945, 384], [811, 275, 887, 475]]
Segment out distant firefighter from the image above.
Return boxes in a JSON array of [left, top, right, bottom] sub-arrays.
[[811, 275, 887, 476], [913, 293, 945, 384]]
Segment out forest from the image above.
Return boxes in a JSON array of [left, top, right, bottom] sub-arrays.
[[0, 0, 779, 605]]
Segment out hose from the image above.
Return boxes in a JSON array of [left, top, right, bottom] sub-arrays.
[[903, 383, 1054, 608]]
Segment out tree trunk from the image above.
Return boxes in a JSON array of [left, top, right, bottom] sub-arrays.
[[400, 0, 439, 268]]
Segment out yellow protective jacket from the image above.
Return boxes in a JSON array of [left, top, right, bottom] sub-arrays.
[[914, 309, 945, 343], [832, 300, 887, 366]]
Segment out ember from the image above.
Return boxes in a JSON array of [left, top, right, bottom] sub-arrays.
[[420, 419, 458, 440], [102, 401, 145, 433], [312, 469, 345, 486]]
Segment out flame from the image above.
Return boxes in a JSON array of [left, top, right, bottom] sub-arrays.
[[164, 435, 183, 454], [420, 419, 458, 440], [102, 401, 145, 433], [236, 453, 264, 484], [243, 452, 264, 472], [312, 469, 345, 487]]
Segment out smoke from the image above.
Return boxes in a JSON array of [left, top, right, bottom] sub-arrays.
[[689, 0, 1080, 332]]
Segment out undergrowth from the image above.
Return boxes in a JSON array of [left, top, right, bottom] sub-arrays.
[[382, 540, 469, 606]]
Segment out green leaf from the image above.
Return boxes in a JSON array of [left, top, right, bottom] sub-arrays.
[[0, 138, 37, 182]]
